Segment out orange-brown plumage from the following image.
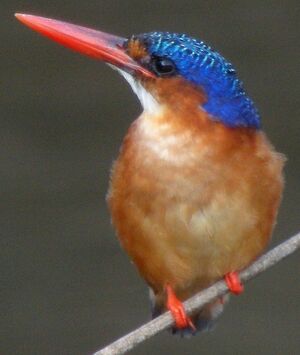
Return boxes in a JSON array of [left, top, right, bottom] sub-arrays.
[[108, 79, 284, 306], [16, 14, 285, 333]]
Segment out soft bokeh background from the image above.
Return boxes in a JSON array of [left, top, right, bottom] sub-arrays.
[[2, 1, 299, 354]]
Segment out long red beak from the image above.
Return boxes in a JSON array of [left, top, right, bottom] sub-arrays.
[[15, 13, 154, 78]]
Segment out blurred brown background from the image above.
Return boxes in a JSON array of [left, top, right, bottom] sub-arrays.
[[1, 1, 299, 354]]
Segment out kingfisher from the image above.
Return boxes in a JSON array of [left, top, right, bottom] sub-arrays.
[[16, 14, 285, 335]]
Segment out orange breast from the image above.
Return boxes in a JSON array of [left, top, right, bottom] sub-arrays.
[[107, 106, 284, 300]]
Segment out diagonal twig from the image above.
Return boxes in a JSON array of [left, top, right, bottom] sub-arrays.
[[93, 231, 300, 355]]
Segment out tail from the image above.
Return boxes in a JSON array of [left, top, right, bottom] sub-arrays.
[[149, 289, 229, 337]]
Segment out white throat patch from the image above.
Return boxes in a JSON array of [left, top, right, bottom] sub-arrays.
[[110, 66, 161, 115]]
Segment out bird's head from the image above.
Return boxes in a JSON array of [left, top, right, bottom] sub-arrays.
[[15, 14, 260, 129]]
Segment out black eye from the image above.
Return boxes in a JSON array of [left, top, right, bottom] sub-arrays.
[[151, 56, 177, 77]]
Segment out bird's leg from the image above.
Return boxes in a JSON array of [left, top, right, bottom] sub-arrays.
[[165, 284, 196, 330], [224, 271, 244, 295]]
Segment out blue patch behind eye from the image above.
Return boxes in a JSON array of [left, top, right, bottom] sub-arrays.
[[139, 32, 261, 129]]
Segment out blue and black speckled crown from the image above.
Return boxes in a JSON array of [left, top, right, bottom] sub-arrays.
[[137, 32, 261, 129]]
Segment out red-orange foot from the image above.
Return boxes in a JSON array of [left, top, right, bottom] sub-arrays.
[[165, 284, 196, 331], [224, 271, 244, 295]]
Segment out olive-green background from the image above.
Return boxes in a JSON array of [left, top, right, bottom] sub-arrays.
[[2, 1, 299, 354]]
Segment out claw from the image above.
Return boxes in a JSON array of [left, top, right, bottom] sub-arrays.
[[165, 284, 196, 331], [224, 271, 244, 295]]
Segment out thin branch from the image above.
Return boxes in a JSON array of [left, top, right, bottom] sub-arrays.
[[94, 232, 300, 355]]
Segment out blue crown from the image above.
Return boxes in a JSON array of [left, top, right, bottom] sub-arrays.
[[139, 32, 261, 129]]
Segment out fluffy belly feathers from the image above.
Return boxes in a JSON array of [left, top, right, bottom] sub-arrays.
[[108, 112, 284, 299]]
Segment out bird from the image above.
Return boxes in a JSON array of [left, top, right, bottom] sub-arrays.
[[15, 14, 285, 335]]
